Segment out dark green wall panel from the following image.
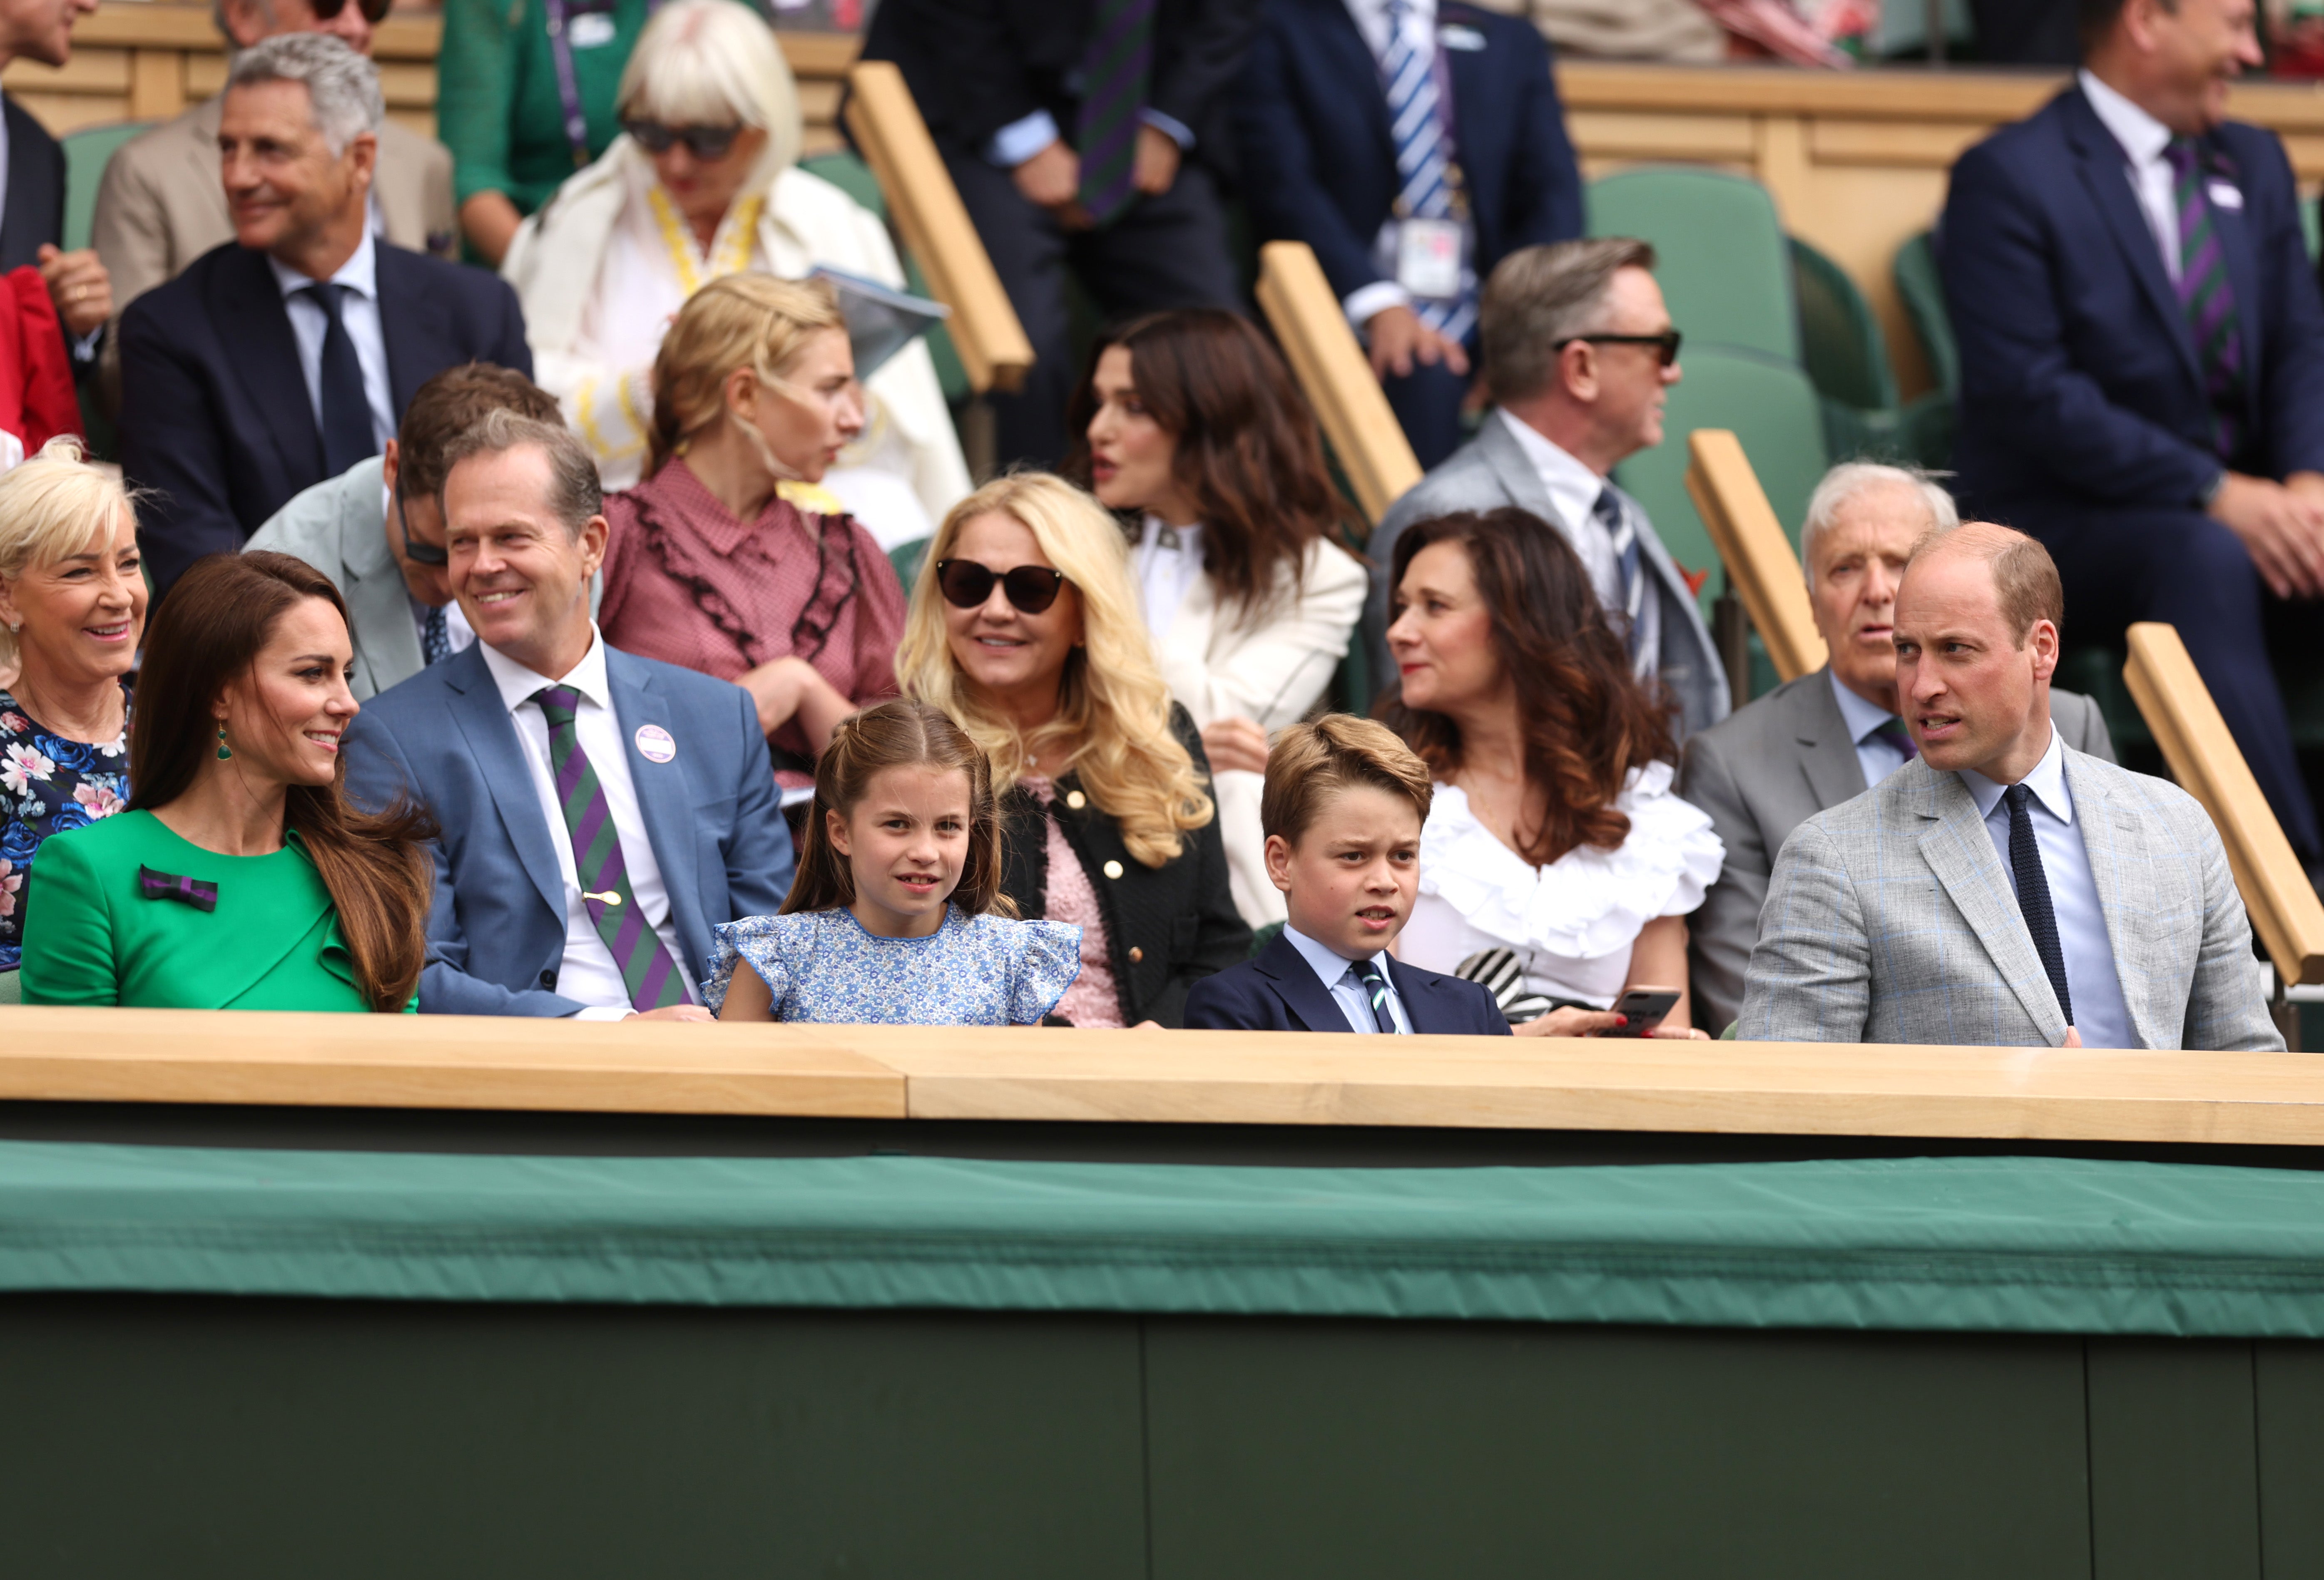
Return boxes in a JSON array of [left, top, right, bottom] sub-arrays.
[[2088, 1338, 2262, 1580], [2258, 1343, 2324, 1578], [1142, 1318, 2090, 1580]]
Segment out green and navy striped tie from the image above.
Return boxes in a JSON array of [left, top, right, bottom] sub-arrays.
[[1073, 0, 1155, 228]]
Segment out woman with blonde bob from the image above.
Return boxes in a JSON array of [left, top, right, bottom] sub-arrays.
[[898, 472, 1250, 1027], [599, 275, 906, 793], [501, 0, 968, 542]]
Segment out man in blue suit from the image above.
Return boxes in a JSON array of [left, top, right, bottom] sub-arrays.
[[120, 35, 531, 599], [1941, 0, 2324, 867], [344, 412, 793, 1019], [1234, 0, 1583, 467]]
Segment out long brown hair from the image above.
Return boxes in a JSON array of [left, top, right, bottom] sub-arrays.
[[132, 553, 436, 1012], [1382, 509, 1677, 867], [781, 698, 1017, 918], [1064, 309, 1361, 622]]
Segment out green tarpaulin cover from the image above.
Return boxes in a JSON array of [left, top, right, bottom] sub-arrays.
[[1, 1141, 2322, 1337]]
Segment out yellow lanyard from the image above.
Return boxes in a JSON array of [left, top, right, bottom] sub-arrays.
[[646, 185, 764, 298]]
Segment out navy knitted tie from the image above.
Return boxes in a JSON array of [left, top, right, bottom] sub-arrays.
[[2005, 785, 2073, 1028]]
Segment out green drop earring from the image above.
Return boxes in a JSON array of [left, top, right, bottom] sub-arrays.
[[215, 722, 232, 762]]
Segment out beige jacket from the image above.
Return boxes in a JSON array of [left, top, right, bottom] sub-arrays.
[[92, 95, 456, 316]]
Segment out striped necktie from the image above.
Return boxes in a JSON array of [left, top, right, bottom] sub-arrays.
[[2164, 137, 2245, 460], [1074, 0, 1155, 228], [1379, 0, 1476, 344], [1592, 486, 1645, 657], [530, 685, 689, 1012], [1347, 957, 1401, 1033]]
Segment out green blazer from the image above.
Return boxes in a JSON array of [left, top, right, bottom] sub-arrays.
[[19, 810, 413, 1013]]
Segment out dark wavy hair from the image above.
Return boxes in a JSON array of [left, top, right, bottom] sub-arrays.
[[131, 552, 437, 1012], [1063, 308, 1362, 621], [1381, 509, 1677, 867]]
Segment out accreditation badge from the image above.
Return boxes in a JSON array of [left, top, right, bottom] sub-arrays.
[[1394, 218, 1464, 301]]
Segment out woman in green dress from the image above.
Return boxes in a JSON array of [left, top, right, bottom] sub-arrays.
[[21, 553, 435, 1013]]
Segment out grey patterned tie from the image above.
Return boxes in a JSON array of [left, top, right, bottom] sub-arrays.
[[1593, 486, 1645, 658]]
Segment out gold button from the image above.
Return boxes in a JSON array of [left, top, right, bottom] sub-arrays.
[[1065, 790, 1086, 810], [1128, 946, 1144, 964], [1103, 859, 1124, 879]]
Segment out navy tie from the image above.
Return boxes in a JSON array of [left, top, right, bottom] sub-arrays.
[[421, 603, 450, 667], [1347, 958, 1399, 1033], [300, 281, 378, 477], [2005, 785, 2074, 1028]]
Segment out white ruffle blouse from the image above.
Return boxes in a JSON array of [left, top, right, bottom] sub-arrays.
[[1399, 762, 1725, 1009]]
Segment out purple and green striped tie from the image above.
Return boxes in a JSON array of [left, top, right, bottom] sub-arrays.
[[1073, 0, 1155, 228], [2165, 137, 2246, 460], [530, 685, 689, 1012]]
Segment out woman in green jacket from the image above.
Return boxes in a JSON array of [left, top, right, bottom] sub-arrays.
[[21, 553, 435, 1013]]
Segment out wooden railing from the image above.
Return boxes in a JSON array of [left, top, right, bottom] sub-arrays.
[[1685, 428, 1825, 682], [1253, 240, 1421, 528]]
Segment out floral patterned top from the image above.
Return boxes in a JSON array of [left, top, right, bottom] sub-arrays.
[[0, 684, 131, 971], [704, 903, 1082, 1025]]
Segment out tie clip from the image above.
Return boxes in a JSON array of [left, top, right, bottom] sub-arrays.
[[581, 890, 622, 907]]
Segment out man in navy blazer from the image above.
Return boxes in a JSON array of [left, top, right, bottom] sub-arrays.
[[1941, 0, 2324, 867], [120, 35, 530, 598], [1234, 0, 1583, 467], [343, 412, 793, 1019]]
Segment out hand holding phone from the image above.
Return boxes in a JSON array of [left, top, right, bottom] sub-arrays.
[[1603, 986, 1682, 1038]]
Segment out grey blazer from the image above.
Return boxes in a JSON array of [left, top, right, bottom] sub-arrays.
[[1366, 414, 1730, 738], [1737, 748, 2281, 1051], [1679, 669, 2116, 1033]]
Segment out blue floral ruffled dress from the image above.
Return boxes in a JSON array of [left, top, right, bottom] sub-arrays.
[[706, 904, 1083, 1025], [1, 685, 132, 972]]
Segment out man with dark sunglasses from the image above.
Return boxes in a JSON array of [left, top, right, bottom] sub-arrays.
[[91, 0, 457, 328], [1366, 237, 1730, 742]]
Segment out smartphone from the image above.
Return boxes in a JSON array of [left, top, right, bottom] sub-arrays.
[[1604, 987, 1681, 1038]]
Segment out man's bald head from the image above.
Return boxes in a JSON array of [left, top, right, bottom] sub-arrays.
[[1907, 521, 2065, 649]]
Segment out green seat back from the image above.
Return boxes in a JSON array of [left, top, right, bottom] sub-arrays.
[[1892, 231, 1959, 399], [1247, 921, 1284, 961], [0, 966, 17, 1004], [1612, 345, 1829, 621], [1587, 167, 1798, 363], [888, 536, 930, 593], [62, 121, 148, 254], [1790, 235, 1896, 413], [798, 150, 970, 406]]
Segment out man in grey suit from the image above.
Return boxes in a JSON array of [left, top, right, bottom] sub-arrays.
[[1680, 463, 2115, 1032], [1366, 238, 1728, 738], [245, 362, 563, 698], [1740, 523, 2278, 1051]]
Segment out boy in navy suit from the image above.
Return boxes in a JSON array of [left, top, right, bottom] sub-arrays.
[[1184, 715, 1509, 1036]]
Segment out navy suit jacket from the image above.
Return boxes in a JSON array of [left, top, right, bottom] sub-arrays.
[[1942, 86, 2324, 523], [120, 239, 533, 596], [1183, 932, 1511, 1036], [1232, 0, 1582, 309], [0, 95, 62, 271], [342, 641, 795, 1017]]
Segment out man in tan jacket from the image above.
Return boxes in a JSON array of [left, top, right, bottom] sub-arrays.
[[90, 0, 454, 320]]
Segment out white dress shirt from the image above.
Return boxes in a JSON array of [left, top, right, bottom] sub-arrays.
[[1497, 410, 1659, 671], [1829, 670, 1913, 790], [1132, 515, 1206, 644], [268, 227, 396, 453], [478, 628, 698, 1019], [2080, 69, 2182, 282], [1284, 923, 1414, 1033], [1958, 727, 2135, 1048]]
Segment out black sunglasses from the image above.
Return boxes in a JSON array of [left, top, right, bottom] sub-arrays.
[[935, 559, 1067, 616], [311, 0, 394, 23], [394, 474, 449, 567], [1556, 329, 1683, 368], [620, 119, 745, 161]]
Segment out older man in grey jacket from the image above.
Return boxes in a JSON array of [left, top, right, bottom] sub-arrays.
[[245, 362, 564, 698], [1739, 523, 2277, 1052], [1366, 238, 1728, 738]]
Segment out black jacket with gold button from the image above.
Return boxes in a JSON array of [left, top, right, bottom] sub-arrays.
[[998, 706, 1252, 1027]]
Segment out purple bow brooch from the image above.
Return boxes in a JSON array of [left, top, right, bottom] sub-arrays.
[[138, 865, 217, 914]]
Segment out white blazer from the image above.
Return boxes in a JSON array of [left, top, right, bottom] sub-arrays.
[[1150, 537, 1368, 927]]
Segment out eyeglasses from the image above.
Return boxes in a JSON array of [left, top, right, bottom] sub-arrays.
[[311, 0, 394, 24], [620, 119, 746, 161], [1555, 329, 1683, 368], [935, 559, 1068, 616], [393, 474, 448, 567]]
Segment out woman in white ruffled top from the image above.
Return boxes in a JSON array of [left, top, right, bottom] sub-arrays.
[[1383, 508, 1723, 1038]]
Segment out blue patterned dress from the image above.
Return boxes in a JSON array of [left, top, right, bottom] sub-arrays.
[[0, 684, 132, 972], [706, 904, 1083, 1025]]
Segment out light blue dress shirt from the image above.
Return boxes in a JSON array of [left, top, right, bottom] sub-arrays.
[[1283, 924, 1413, 1034], [1828, 671, 1913, 791], [268, 228, 396, 455], [1958, 729, 2135, 1048]]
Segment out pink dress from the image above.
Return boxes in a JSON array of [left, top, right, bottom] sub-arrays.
[[1023, 778, 1123, 1028]]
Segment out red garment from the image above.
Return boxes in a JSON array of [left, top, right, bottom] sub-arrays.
[[600, 459, 906, 783], [0, 268, 82, 453]]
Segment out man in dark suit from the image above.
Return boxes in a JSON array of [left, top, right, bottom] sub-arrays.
[[121, 33, 530, 597], [344, 411, 794, 1019], [1941, 0, 2324, 870], [861, 0, 1253, 470], [0, 0, 113, 367], [1235, 0, 1583, 467]]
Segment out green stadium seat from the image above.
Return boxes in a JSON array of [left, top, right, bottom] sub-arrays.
[[62, 120, 147, 254], [1587, 167, 1798, 363], [1612, 344, 1829, 622], [0, 967, 18, 1005], [797, 150, 970, 406], [888, 535, 929, 592], [1792, 235, 1952, 470], [1247, 920, 1284, 960], [1892, 231, 1958, 400]]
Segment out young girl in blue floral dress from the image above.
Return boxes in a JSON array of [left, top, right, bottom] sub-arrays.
[[707, 699, 1082, 1024]]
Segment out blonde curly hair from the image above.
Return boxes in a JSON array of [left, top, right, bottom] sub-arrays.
[[895, 472, 1213, 868]]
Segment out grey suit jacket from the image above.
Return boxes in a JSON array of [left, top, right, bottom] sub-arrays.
[[1366, 414, 1730, 738], [1738, 749, 2280, 1051], [1679, 669, 2116, 1033]]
